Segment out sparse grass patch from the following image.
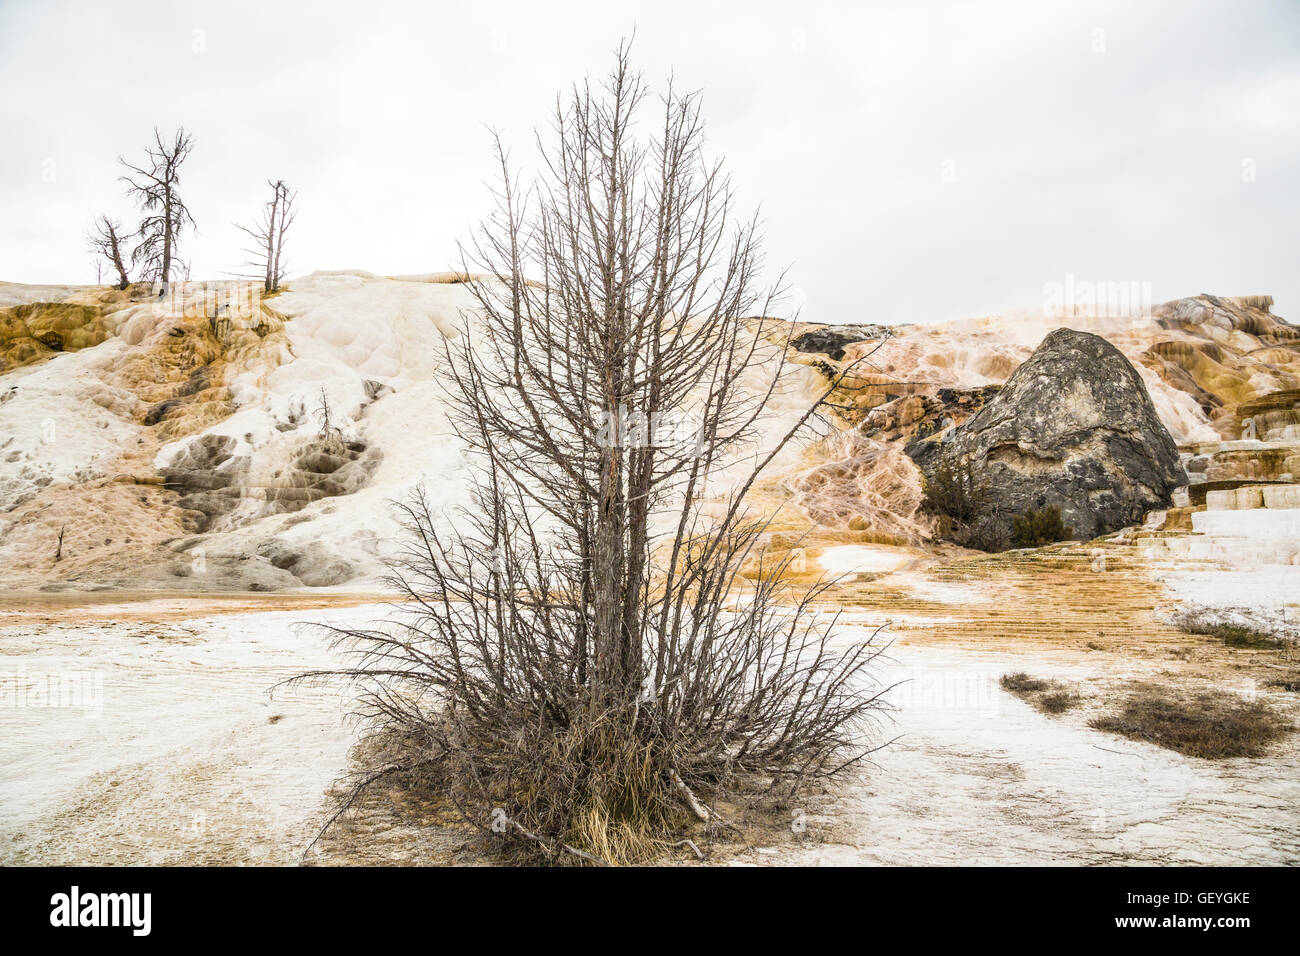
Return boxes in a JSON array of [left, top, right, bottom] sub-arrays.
[[1089, 685, 1294, 759], [1038, 691, 1080, 714], [1000, 672, 1081, 715], [1217, 626, 1276, 649], [1170, 610, 1280, 649], [1001, 672, 1049, 693]]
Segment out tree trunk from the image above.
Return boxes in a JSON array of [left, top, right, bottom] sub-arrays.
[[161, 183, 173, 291], [265, 185, 281, 293]]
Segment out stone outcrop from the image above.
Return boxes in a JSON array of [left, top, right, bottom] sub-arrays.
[[792, 323, 890, 361], [907, 328, 1185, 540], [858, 385, 1001, 445], [0, 301, 109, 373]]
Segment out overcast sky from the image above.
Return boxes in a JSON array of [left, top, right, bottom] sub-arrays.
[[2, 0, 1297, 324]]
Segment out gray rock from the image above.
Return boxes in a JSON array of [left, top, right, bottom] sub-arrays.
[[363, 379, 394, 401], [907, 328, 1185, 540], [792, 324, 890, 361]]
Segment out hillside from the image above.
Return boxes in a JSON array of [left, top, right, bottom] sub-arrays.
[[2, 276, 1298, 626], [4, 274, 1300, 867]]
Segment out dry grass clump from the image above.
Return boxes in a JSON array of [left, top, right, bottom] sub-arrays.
[[1170, 609, 1280, 649], [334, 591, 885, 865], [1001, 672, 1049, 693], [1037, 690, 1079, 714], [1000, 672, 1081, 714], [1089, 685, 1294, 759]]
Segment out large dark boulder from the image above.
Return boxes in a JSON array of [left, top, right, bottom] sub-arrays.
[[906, 328, 1185, 541]]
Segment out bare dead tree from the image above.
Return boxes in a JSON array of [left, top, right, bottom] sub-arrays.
[[271, 182, 296, 291], [120, 127, 196, 293], [314, 386, 344, 452], [88, 215, 132, 290], [237, 182, 277, 293], [237, 179, 298, 293], [287, 45, 893, 864]]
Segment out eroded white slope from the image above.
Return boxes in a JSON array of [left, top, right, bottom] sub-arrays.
[[153, 272, 483, 587]]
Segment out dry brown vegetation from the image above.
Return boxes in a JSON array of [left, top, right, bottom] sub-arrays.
[[999, 672, 1081, 714], [1000, 672, 1048, 693], [1037, 689, 1079, 714], [1169, 609, 1281, 649], [1089, 685, 1294, 759]]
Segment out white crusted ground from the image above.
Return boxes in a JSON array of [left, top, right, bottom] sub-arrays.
[[4, 603, 1295, 865]]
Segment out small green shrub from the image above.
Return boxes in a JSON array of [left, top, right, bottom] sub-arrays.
[[921, 458, 984, 523], [1011, 506, 1072, 548], [925, 468, 1074, 553], [924, 460, 1016, 551]]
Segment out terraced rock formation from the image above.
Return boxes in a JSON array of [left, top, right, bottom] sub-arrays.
[[2, 279, 1298, 596]]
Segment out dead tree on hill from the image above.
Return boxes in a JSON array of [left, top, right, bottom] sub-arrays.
[[120, 127, 196, 293], [237, 179, 298, 293], [88, 215, 132, 290]]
